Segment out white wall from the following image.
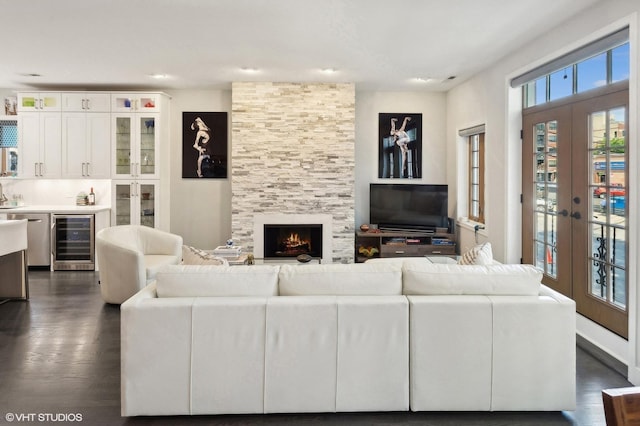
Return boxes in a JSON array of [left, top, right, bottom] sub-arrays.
[[354, 91, 448, 229], [164, 89, 232, 249], [166, 89, 449, 251], [446, 0, 639, 380]]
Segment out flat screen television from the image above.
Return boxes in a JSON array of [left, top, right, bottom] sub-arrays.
[[370, 184, 448, 232]]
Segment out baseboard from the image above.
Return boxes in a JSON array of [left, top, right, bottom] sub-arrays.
[[577, 334, 628, 377]]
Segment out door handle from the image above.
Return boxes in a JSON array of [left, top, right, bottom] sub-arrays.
[[570, 211, 581, 219], [559, 209, 569, 217], [573, 197, 581, 204]]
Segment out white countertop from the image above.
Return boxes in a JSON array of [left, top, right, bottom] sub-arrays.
[[0, 205, 110, 214], [0, 219, 28, 256]]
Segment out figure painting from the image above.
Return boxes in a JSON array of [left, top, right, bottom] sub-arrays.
[[378, 113, 422, 179], [182, 112, 228, 178]]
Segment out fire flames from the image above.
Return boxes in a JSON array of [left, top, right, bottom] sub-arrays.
[[281, 233, 311, 254]]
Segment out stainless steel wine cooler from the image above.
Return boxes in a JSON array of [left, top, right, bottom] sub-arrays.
[[52, 214, 95, 271]]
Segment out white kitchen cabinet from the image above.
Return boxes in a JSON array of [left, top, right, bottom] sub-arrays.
[[19, 112, 62, 178], [111, 93, 161, 113], [112, 113, 159, 179], [112, 180, 159, 228], [17, 93, 61, 112], [61, 93, 111, 112], [62, 112, 111, 178]]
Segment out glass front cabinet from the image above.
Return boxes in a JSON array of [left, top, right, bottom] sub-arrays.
[[112, 180, 159, 228], [112, 114, 159, 179], [17, 92, 61, 112]]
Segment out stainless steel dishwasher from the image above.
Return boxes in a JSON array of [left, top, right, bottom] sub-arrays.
[[7, 213, 51, 267]]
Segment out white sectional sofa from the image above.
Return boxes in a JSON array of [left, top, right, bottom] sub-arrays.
[[120, 260, 576, 416]]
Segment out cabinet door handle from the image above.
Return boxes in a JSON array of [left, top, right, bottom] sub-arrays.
[[86, 162, 90, 176], [432, 250, 442, 254], [34, 163, 38, 176], [51, 222, 56, 257], [39, 162, 44, 176], [395, 250, 405, 254], [39, 99, 43, 109]]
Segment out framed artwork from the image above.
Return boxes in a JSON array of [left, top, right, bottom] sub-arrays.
[[182, 112, 228, 178], [378, 113, 422, 179]]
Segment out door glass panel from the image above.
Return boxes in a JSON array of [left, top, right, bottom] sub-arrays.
[[139, 184, 155, 228], [0, 118, 19, 177], [140, 96, 156, 109], [546, 214, 557, 244], [535, 241, 545, 271], [20, 96, 37, 108], [535, 183, 545, 210], [613, 267, 626, 308], [547, 183, 557, 213], [114, 96, 133, 110], [115, 183, 131, 226], [532, 120, 558, 279], [546, 243, 556, 277], [588, 108, 627, 310], [610, 227, 626, 268], [42, 95, 58, 108], [116, 117, 131, 175], [140, 117, 155, 175]]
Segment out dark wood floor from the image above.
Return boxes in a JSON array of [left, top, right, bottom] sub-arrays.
[[0, 271, 632, 425]]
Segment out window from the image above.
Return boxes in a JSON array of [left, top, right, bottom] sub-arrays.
[[468, 132, 485, 223], [513, 28, 629, 108]]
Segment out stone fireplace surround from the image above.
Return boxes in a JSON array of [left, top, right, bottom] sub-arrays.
[[253, 214, 333, 261], [231, 82, 355, 263]]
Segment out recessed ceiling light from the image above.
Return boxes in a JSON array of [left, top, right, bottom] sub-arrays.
[[320, 68, 338, 74], [240, 67, 260, 73], [149, 73, 169, 79], [413, 77, 437, 84]]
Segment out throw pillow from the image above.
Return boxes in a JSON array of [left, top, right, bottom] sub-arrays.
[[181, 245, 228, 266], [458, 242, 493, 265]]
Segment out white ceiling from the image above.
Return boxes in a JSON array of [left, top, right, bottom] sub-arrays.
[[2, 0, 601, 92]]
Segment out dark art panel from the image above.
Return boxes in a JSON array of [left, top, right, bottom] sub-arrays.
[[182, 112, 228, 178], [378, 113, 422, 179]]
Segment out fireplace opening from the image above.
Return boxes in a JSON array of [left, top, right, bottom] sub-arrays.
[[264, 224, 323, 259]]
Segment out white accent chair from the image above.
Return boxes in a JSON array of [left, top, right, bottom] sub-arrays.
[[96, 225, 182, 304]]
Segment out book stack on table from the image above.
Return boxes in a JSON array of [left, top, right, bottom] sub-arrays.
[[211, 246, 248, 265]]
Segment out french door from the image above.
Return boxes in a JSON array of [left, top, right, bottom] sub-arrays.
[[522, 83, 628, 338]]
